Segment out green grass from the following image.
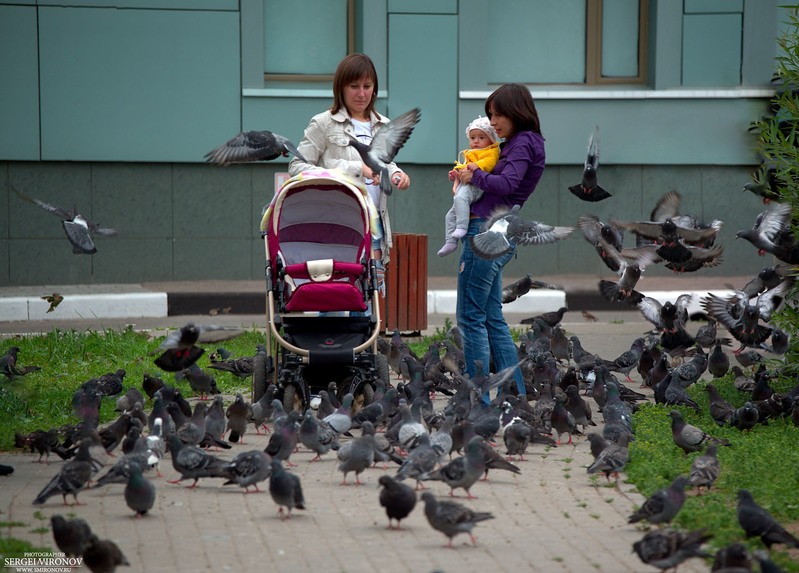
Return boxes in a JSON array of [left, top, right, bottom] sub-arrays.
[[0, 535, 51, 560], [626, 375, 799, 572], [0, 327, 268, 450]]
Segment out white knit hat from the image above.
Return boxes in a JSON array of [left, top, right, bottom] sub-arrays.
[[466, 116, 499, 143]]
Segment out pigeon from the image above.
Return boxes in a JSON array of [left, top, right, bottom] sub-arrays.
[[470, 205, 574, 260], [378, 475, 417, 529], [124, 461, 155, 517], [628, 475, 690, 526], [207, 353, 256, 379], [93, 441, 159, 488], [420, 491, 494, 548], [323, 393, 354, 435], [81, 534, 130, 573], [33, 438, 95, 506], [153, 322, 243, 372], [737, 489, 799, 548], [577, 214, 626, 271], [736, 201, 793, 257], [706, 384, 736, 426], [203, 394, 227, 445], [711, 542, 753, 572], [550, 393, 579, 445], [222, 450, 272, 493], [265, 411, 301, 467], [708, 343, 731, 378], [633, 528, 712, 571], [0, 346, 42, 381], [587, 432, 630, 483], [268, 459, 305, 519], [299, 410, 339, 462], [734, 401, 760, 431], [669, 410, 730, 454], [421, 435, 486, 498], [165, 434, 232, 488], [395, 433, 446, 488], [501, 274, 560, 303], [663, 372, 700, 411], [13, 186, 118, 254], [204, 130, 307, 165], [141, 373, 165, 400], [336, 426, 376, 485], [568, 126, 611, 202], [226, 393, 251, 444], [347, 107, 421, 195], [176, 402, 207, 447], [503, 419, 533, 461], [477, 438, 521, 480], [522, 306, 569, 328], [689, 443, 720, 494], [50, 515, 92, 557], [41, 292, 64, 313], [701, 291, 779, 354]]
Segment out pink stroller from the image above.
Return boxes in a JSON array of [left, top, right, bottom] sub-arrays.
[[251, 169, 389, 412]]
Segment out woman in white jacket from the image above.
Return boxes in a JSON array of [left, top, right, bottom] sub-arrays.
[[289, 53, 411, 272]]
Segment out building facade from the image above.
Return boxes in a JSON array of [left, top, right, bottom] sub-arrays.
[[0, 0, 788, 285]]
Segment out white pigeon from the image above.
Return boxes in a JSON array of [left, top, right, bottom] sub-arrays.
[[470, 205, 574, 259]]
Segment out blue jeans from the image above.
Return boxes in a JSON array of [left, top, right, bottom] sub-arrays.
[[456, 218, 525, 402]]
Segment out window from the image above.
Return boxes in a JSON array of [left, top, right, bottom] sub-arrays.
[[263, 0, 355, 82], [486, 0, 648, 86]]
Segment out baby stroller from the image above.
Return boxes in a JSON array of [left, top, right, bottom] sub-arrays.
[[251, 169, 390, 413]]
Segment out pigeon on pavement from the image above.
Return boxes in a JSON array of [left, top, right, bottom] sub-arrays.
[[420, 435, 486, 498], [223, 450, 272, 493], [50, 515, 92, 557], [737, 489, 799, 548], [299, 410, 339, 462], [378, 475, 417, 530], [124, 461, 155, 517], [633, 528, 712, 571], [13, 186, 118, 255], [568, 126, 611, 202], [81, 534, 129, 573], [628, 475, 690, 526], [347, 107, 421, 195], [470, 205, 574, 260], [268, 460, 305, 520], [420, 491, 494, 548], [33, 438, 95, 506], [226, 393, 251, 444], [165, 434, 232, 488], [336, 425, 376, 485], [204, 130, 308, 165]]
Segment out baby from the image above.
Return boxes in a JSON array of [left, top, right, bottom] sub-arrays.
[[437, 116, 500, 256]]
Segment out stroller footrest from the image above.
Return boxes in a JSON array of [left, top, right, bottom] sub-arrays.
[[308, 347, 355, 365]]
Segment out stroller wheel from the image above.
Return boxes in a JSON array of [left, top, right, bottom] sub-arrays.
[[282, 383, 304, 413]]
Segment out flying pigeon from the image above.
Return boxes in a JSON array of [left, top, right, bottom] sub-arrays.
[[347, 107, 421, 195], [568, 125, 611, 201], [41, 293, 64, 313], [204, 130, 307, 165], [153, 322, 244, 372], [420, 491, 494, 548], [501, 274, 561, 304], [470, 205, 574, 260], [13, 186, 118, 255]]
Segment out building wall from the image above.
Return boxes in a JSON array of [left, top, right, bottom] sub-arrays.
[[0, 0, 788, 285]]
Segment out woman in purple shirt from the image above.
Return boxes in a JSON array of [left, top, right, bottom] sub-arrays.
[[456, 83, 546, 402]]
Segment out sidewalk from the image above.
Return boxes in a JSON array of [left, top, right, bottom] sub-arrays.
[[0, 315, 710, 573]]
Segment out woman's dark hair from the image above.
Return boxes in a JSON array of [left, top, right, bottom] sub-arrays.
[[331, 53, 379, 117], [485, 83, 542, 135]]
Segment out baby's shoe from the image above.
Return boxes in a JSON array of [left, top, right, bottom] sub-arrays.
[[451, 228, 467, 239], [437, 242, 458, 257]]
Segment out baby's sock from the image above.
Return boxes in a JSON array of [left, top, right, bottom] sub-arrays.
[[451, 228, 467, 239], [437, 242, 458, 257]]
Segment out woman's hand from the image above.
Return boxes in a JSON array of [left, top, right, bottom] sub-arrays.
[[391, 171, 411, 190]]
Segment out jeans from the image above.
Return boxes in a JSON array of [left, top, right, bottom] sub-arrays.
[[456, 218, 526, 402]]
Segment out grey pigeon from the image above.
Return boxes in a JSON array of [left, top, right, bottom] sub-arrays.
[[265, 411, 301, 467], [177, 364, 219, 400], [564, 384, 595, 429], [628, 475, 690, 526], [664, 372, 700, 411], [420, 491, 494, 548], [395, 433, 446, 489], [268, 460, 305, 519], [225, 393, 251, 444], [154, 322, 243, 373], [337, 426, 376, 485], [81, 534, 130, 573], [51, 514, 92, 557], [347, 107, 421, 195], [708, 342, 731, 378], [165, 434, 232, 488], [13, 187, 118, 255], [568, 126, 611, 202], [689, 443, 720, 494], [587, 432, 630, 483], [299, 409, 339, 462], [633, 528, 712, 571], [323, 393, 354, 435], [204, 130, 308, 164], [93, 439, 159, 488], [501, 274, 561, 304], [124, 461, 155, 517], [706, 384, 736, 427], [378, 475, 417, 529], [551, 393, 579, 445], [176, 401, 207, 447], [503, 419, 533, 461], [471, 205, 573, 260], [33, 438, 95, 505], [249, 384, 277, 434], [737, 488, 799, 548], [477, 439, 521, 481], [711, 542, 753, 572], [223, 450, 272, 493], [734, 401, 760, 431], [361, 420, 403, 468], [204, 395, 227, 443], [669, 410, 730, 454], [421, 435, 485, 498]]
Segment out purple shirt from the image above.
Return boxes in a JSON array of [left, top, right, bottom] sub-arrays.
[[469, 130, 546, 218]]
